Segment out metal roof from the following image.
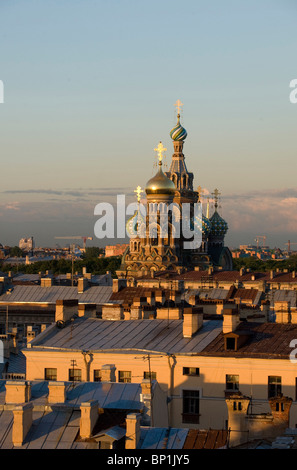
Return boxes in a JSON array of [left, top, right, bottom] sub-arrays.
[[0, 380, 142, 410], [29, 317, 222, 355], [0, 285, 113, 305]]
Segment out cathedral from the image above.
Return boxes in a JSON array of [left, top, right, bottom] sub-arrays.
[[118, 102, 233, 279]]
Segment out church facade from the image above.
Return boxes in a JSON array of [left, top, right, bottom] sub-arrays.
[[118, 104, 233, 279]]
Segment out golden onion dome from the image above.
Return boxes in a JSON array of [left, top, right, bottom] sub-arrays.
[[145, 162, 176, 195]]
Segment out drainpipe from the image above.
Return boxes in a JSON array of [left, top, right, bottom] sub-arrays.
[[167, 354, 176, 427]]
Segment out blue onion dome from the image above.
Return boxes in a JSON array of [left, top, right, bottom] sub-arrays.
[[192, 212, 212, 236], [170, 114, 187, 141], [145, 162, 176, 195], [126, 209, 145, 238], [209, 210, 228, 237]]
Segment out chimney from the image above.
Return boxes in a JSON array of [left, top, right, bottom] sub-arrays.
[[26, 325, 35, 344], [270, 270, 274, 279], [269, 395, 292, 428], [12, 402, 33, 447], [208, 266, 213, 275], [102, 304, 124, 320], [55, 299, 78, 323], [100, 364, 116, 382], [155, 290, 165, 304], [292, 271, 296, 279], [183, 307, 203, 338], [223, 309, 240, 334], [112, 278, 127, 293], [140, 379, 153, 425], [145, 291, 155, 306], [78, 303, 97, 318], [239, 267, 245, 276], [225, 395, 250, 448], [41, 277, 53, 287], [274, 301, 290, 324], [78, 277, 88, 293], [130, 306, 142, 320], [80, 400, 99, 439], [125, 413, 141, 449], [5, 380, 31, 404], [48, 381, 66, 404]]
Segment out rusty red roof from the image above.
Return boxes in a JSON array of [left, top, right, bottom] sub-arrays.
[[201, 321, 297, 359]]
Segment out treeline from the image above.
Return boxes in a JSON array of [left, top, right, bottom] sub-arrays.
[[232, 255, 297, 272], [0, 247, 121, 277]]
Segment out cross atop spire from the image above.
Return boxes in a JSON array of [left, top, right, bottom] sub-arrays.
[[174, 99, 184, 116], [212, 188, 221, 210], [134, 185, 143, 203], [154, 141, 167, 164]]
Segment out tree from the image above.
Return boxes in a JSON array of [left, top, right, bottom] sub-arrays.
[[9, 246, 24, 257]]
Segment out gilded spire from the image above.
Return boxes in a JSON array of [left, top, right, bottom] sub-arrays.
[[212, 188, 221, 211], [154, 141, 167, 165]]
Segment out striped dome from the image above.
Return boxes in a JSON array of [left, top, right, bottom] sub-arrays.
[[209, 211, 228, 237], [126, 209, 145, 238], [192, 213, 212, 237], [170, 115, 187, 141]]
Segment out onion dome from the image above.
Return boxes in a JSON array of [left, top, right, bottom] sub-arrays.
[[209, 210, 228, 237], [170, 114, 187, 141], [126, 208, 145, 238], [192, 212, 212, 237], [145, 162, 176, 195]]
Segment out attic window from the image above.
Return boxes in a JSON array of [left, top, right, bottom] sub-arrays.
[[226, 337, 236, 351]]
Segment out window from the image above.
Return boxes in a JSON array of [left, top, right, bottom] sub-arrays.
[[94, 370, 102, 382], [182, 390, 200, 424], [69, 369, 82, 382], [44, 368, 57, 381], [119, 371, 131, 383], [183, 367, 200, 377], [268, 376, 281, 398], [226, 337, 236, 351], [226, 374, 239, 391], [144, 371, 156, 381]]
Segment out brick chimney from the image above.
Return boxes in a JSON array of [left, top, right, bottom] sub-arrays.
[[12, 402, 33, 447], [100, 364, 116, 382], [48, 381, 66, 404], [5, 380, 31, 404], [183, 307, 203, 338], [102, 304, 124, 320], [274, 301, 290, 323], [112, 278, 127, 293], [269, 395, 292, 428], [225, 394, 250, 448], [41, 277, 53, 287], [26, 325, 35, 344], [55, 299, 78, 323], [223, 309, 240, 334], [140, 379, 152, 425], [125, 413, 141, 449], [80, 400, 99, 439], [78, 277, 88, 293], [78, 303, 97, 318]]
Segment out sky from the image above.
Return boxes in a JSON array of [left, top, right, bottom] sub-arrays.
[[0, 0, 297, 250]]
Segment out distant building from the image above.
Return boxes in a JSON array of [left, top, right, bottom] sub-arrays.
[[105, 244, 129, 257], [19, 237, 34, 252]]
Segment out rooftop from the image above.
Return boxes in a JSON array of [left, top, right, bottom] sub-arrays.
[[0, 285, 113, 305], [27, 317, 222, 355]]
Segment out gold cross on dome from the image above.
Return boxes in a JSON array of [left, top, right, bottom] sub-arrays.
[[212, 188, 221, 208], [154, 141, 167, 162], [174, 99, 184, 115], [134, 185, 143, 203]]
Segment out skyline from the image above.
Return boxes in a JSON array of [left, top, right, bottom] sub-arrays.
[[1, 0, 297, 249]]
